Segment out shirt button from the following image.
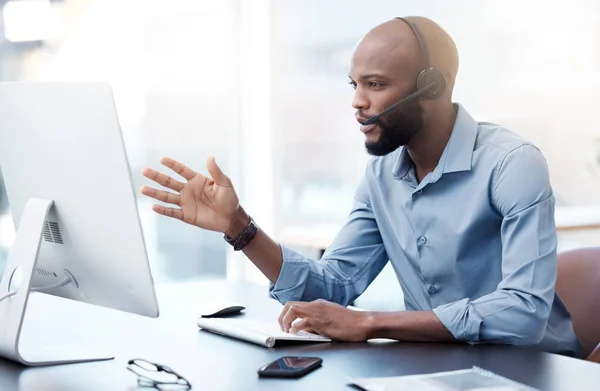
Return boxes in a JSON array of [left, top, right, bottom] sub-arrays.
[[428, 285, 438, 294], [418, 236, 427, 244], [416, 189, 423, 194]]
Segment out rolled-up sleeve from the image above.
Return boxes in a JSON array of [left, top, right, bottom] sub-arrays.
[[433, 145, 557, 345], [270, 172, 389, 306]]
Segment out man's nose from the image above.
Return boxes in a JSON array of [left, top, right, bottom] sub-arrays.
[[352, 88, 369, 111]]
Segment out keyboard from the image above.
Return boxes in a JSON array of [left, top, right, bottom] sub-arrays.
[[196, 317, 331, 348]]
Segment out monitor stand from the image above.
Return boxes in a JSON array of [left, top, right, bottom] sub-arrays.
[[0, 198, 113, 366]]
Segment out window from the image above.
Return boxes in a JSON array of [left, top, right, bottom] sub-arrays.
[[1, 0, 599, 284]]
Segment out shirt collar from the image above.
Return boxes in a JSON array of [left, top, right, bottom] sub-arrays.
[[392, 103, 478, 181]]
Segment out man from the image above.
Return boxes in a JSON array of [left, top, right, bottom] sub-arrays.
[[140, 16, 581, 357]]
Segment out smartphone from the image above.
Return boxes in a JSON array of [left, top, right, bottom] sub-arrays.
[[257, 356, 323, 378]]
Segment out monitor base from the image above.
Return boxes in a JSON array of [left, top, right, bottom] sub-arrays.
[[0, 198, 114, 366]]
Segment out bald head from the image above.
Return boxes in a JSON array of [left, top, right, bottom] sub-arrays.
[[350, 16, 459, 98]]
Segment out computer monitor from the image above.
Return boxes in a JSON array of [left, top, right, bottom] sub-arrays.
[[0, 82, 159, 366]]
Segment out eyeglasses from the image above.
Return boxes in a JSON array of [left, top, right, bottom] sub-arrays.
[[127, 358, 192, 390]]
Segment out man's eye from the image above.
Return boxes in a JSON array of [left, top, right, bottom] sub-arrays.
[[368, 81, 383, 88], [348, 81, 357, 90]]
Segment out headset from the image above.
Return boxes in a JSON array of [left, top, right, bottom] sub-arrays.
[[363, 17, 447, 126]]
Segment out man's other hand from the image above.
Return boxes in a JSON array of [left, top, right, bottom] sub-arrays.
[[140, 156, 248, 235], [278, 299, 372, 342]]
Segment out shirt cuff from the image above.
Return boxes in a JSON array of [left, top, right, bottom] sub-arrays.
[[268, 245, 311, 303], [433, 298, 483, 342]]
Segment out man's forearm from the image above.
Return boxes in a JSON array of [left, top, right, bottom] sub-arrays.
[[240, 230, 283, 283], [226, 209, 283, 284], [363, 310, 457, 342]]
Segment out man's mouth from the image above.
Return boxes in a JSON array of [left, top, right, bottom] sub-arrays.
[[360, 123, 377, 134]]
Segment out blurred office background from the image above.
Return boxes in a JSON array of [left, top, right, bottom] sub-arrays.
[[0, 1, 599, 301]]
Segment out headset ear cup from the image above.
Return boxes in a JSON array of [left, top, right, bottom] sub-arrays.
[[417, 68, 446, 99]]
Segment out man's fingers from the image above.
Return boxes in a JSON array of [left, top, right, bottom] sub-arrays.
[[289, 319, 313, 334], [282, 304, 307, 333], [142, 167, 185, 192], [160, 157, 197, 181], [140, 186, 181, 206], [278, 302, 293, 331], [206, 156, 231, 186], [151, 204, 184, 221]]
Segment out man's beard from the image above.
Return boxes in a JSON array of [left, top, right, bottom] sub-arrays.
[[364, 98, 424, 156]]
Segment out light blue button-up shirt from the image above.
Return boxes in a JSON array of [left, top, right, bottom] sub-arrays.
[[270, 104, 581, 357]]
